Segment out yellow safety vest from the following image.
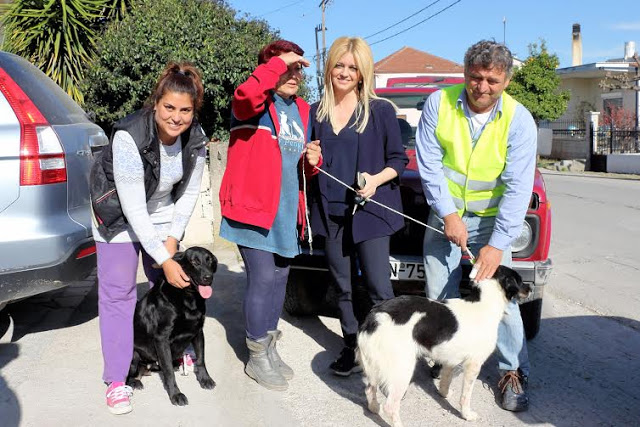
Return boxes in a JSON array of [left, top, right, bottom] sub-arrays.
[[435, 84, 516, 217]]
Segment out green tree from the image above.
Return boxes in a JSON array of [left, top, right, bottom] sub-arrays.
[[1, 0, 133, 103], [508, 40, 570, 123], [82, 0, 279, 137]]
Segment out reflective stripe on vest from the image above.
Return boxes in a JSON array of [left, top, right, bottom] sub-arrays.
[[435, 84, 516, 217]]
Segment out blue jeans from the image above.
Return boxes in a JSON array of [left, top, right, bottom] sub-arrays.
[[423, 211, 530, 376]]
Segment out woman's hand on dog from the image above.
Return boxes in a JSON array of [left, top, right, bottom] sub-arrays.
[[162, 258, 191, 288]]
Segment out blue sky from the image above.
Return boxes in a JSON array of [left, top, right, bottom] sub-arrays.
[[227, 0, 639, 71]]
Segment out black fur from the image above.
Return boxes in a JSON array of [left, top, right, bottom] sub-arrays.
[[126, 246, 218, 406], [361, 295, 459, 351], [492, 265, 527, 301]]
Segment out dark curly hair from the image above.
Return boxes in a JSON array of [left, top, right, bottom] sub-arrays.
[[464, 40, 514, 77]]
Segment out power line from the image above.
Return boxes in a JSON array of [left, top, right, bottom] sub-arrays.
[[257, 0, 307, 18], [369, 0, 462, 47], [365, 0, 442, 40]]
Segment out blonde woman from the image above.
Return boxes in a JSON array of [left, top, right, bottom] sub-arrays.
[[310, 36, 408, 376]]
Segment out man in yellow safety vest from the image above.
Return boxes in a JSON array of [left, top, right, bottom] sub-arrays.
[[416, 40, 537, 412]]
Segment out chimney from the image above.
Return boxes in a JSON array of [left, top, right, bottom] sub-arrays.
[[624, 41, 636, 60], [572, 23, 582, 66]]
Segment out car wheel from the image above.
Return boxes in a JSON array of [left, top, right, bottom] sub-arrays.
[[520, 298, 543, 340]]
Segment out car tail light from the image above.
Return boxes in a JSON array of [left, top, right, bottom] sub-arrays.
[[0, 68, 67, 185], [75, 245, 96, 259]]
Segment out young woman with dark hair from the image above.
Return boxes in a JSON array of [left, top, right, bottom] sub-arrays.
[[90, 61, 208, 414], [219, 40, 322, 391]]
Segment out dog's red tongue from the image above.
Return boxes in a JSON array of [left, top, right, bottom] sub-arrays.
[[198, 285, 212, 299]]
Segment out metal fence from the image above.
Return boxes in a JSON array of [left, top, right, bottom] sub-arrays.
[[593, 128, 640, 154], [539, 119, 586, 138]]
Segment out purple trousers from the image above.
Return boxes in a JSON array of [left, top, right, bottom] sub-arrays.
[[97, 241, 162, 383]]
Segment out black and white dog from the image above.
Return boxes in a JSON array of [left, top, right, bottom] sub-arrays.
[[357, 266, 530, 426]]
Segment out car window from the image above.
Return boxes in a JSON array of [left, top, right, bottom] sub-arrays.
[[0, 52, 91, 125]]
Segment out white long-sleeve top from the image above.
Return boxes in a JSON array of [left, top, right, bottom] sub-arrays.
[[92, 130, 206, 265]]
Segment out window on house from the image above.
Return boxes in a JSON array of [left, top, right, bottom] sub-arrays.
[[603, 98, 623, 116]]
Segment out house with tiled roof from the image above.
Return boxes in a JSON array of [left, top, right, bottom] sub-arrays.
[[374, 46, 464, 88]]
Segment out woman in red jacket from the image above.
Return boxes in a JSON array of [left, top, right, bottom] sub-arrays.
[[219, 40, 321, 391]]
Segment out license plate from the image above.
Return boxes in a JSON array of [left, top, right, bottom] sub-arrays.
[[390, 260, 425, 281]]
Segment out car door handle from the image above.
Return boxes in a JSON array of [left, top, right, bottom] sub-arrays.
[[89, 133, 109, 148]]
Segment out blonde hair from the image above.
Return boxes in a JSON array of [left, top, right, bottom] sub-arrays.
[[317, 37, 387, 134]]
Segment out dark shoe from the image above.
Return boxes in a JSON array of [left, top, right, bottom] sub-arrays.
[[267, 330, 294, 380], [430, 363, 442, 379], [498, 370, 529, 412], [245, 336, 288, 391], [330, 346, 362, 377]]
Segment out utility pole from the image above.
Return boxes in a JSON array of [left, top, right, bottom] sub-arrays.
[[315, 24, 323, 93], [319, 0, 331, 66], [316, 0, 332, 97], [503, 17, 506, 45]]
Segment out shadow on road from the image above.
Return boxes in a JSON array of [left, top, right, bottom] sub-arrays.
[[4, 280, 98, 342], [204, 260, 248, 364], [0, 342, 21, 427], [521, 314, 640, 425]]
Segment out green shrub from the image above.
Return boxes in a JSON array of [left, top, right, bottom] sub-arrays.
[[508, 40, 570, 123], [82, 0, 277, 137]]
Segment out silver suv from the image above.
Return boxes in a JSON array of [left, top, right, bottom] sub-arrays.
[[0, 52, 108, 311]]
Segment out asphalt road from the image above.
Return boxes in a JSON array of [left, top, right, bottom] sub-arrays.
[[1, 171, 639, 426]]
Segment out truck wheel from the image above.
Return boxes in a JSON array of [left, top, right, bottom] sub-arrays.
[[520, 299, 543, 340], [284, 270, 330, 316]]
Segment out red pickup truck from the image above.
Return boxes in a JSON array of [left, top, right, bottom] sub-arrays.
[[284, 87, 553, 339]]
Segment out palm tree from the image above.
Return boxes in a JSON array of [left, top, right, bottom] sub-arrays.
[[1, 0, 131, 104]]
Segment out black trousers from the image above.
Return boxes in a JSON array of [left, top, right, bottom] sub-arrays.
[[324, 215, 395, 340]]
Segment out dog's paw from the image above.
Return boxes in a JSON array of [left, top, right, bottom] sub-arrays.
[[170, 392, 189, 406], [127, 379, 144, 390], [461, 410, 478, 421], [367, 401, 380, 414], [198, 376, 216, 390], [437, 387, 450, 399]]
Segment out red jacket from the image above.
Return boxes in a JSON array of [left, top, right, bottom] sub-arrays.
[[219, 57, 321, 238]]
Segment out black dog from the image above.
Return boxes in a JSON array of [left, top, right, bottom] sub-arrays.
[[126, 246, 218, 405]]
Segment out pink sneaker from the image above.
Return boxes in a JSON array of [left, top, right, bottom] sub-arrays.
[[106, 382, 133, 415]]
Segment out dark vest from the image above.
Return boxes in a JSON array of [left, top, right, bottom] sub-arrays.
[[90, 108, 208, 241]]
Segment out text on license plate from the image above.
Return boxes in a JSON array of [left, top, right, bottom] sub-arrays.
[[390, 261, 425, 281]]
